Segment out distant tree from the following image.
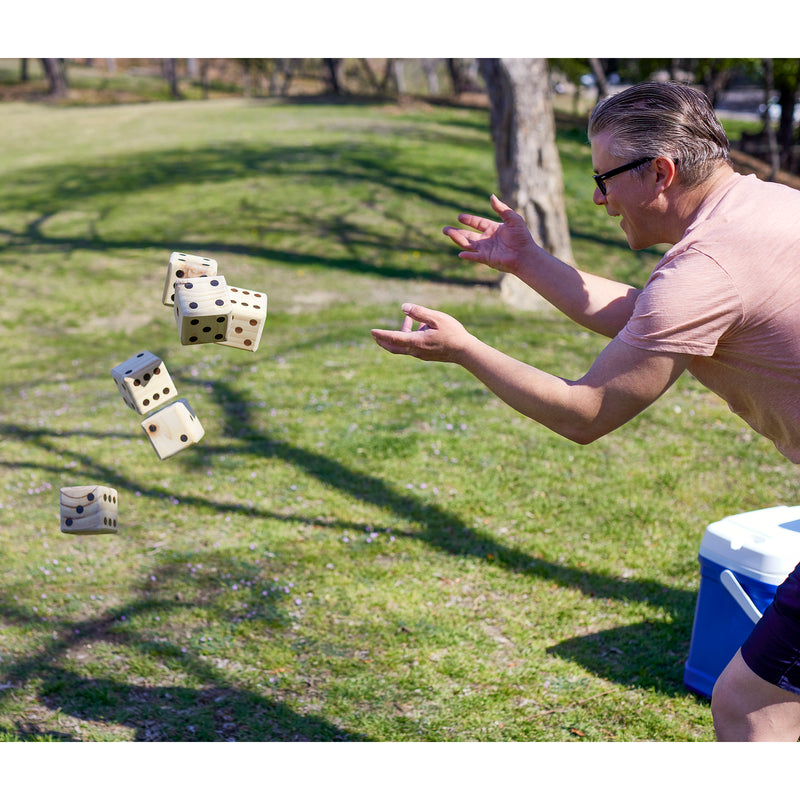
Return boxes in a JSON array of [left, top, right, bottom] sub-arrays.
[[359, 59, 395, 95], [162, 58, 182, 99], [41, 58, 67, 97], [772, 59, 800, 171], [479, 58, 574, 310], [447, 59, 480, 97], [324, 59, 345, 95], [588, 58, 610, 99], [761, 58, 781, 180]]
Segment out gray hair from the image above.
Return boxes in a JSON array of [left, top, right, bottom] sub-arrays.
[[588, 82, 731, 187]]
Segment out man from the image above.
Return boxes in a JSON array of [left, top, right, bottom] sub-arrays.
[[370, 82, 800, 741]]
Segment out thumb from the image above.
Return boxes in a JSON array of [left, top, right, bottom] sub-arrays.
[[490, 194, 518, 221], [401, 303, 437, 325]]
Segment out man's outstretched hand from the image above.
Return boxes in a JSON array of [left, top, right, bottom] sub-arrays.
[[442, 194, 536, 274], [370, 304, 472, 363]]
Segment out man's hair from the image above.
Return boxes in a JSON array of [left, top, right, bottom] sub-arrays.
[[588, 81, 731, 187]]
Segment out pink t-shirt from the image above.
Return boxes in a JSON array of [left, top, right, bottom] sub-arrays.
[[619, 172, 800, 463]]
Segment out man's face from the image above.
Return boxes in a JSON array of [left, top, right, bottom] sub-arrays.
[[591, 132, 665, 251]]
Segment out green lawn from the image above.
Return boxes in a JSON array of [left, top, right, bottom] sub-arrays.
[[0, 91, 795, 745]]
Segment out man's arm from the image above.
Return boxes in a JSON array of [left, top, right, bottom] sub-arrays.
[[443, 195, 641, 338], [371, 304, 691, 444]]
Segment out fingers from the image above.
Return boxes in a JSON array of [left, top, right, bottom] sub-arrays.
[[370, 304, 437, 356]]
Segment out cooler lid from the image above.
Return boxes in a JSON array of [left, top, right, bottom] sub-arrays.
[[699, 505, 800, 582]]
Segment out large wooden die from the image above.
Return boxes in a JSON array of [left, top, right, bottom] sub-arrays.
[[111, 350, 178, 414], [60, 485, 118, 534], [174, 275, 231, 345], [162, 251, 218, 306], [141, 399, 205, 460], [217, 286, 268, 352]]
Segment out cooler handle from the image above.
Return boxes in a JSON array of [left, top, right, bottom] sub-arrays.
[[720, 569, 763, 624]]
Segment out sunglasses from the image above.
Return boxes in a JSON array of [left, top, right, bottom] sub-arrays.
[[593, 156, 653, 195]]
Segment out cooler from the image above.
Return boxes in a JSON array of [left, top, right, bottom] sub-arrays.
[[683, 505, 800, 698]]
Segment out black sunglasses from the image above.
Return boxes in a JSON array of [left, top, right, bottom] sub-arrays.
[[593, 156, 653, 195]]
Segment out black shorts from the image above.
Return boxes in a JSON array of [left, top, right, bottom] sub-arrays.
[[741, 561, 800, 695]]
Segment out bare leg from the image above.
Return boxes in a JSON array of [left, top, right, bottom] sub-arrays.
[[712, 649, 800, 741]]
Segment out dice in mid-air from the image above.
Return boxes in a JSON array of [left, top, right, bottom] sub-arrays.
[[140, 399, 205, 459], [162, 252, 218, 306], [217, 286, 268, 352], [111, 350, 178, 414], [60, 485, 118, 534], [174, 275, 231, 345]]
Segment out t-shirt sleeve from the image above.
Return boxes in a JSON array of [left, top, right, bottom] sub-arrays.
[[618, 248, 743, 357]]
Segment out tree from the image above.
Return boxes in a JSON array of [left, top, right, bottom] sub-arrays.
[[41, 58, 67, 97], [324, 59, 345, 95], [162, 58, 182, 99], [772, 59, 800, 172], [478, 58, 574, 310]]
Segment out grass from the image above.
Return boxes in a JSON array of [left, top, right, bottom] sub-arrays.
[[0, 84, 796, 748]]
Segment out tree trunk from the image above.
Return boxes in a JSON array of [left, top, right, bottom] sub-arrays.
[[422, 59, 439, 96], [162, 58, 182, 99], [479, 58, 574, 311], [41, 58, 68, 97], [324, 59, 345, 95], [762, 58, 781, 180], [588, 57, 610, 100]]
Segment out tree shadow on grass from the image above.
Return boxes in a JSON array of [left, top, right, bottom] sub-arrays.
[[1, 370, 702, 733], [0, 557, 366, 742], [0, 139, 496, 288]]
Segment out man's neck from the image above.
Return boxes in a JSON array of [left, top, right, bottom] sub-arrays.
[[668, 163, 736, 243], [675, 164, 734, 241]]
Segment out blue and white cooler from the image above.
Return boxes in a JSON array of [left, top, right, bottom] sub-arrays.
[[683, 505, 800, 698]]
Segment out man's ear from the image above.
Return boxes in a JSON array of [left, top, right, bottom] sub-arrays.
[[653, 155, 677, 192]]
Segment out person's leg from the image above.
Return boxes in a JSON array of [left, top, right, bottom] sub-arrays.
[[712, 649, 800, 741]]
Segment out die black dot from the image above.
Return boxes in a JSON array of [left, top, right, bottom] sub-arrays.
[[215, 299, 224, 306], [76, 505, 84, 514], [180, 434, 188, 442]]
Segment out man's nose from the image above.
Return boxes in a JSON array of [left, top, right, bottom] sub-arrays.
[[593, 186, 607, 206]]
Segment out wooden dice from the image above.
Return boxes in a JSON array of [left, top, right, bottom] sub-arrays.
[[60, 485, 118, 534], [162, 252, 218, 306], [140, 399, 205, 460], [111, 351, 177, 414], [174, 276, 231, 345], [217, 286, 268, 352]]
